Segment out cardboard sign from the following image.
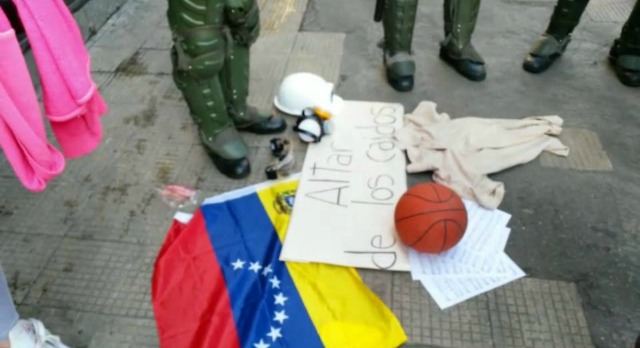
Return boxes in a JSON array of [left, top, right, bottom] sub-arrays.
[[280, 101, 409, 271]]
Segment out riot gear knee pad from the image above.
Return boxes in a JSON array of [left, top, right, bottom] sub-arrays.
[[173, 27, 227, 79], [225, 0, 260, 46]]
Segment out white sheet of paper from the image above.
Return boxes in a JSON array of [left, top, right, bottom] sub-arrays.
[[459, 200, 511, 256], [409, 201, 512, 279], [417, 253, 525, 309], [280, 101, 410, 271], [414, 227, 512, 276]]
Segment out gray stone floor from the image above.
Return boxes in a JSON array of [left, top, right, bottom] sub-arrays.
[[0, 0, 637, 347]]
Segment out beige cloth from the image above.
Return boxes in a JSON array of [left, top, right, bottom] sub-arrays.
[[395, 101, 569, 209]]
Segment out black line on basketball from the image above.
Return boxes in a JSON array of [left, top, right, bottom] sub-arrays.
[[395, 208, 467, 223], [438, 221, 448, 252], [410, 219, 465, 248], [430, 184, 442, 202], [408, 220, 443, 247], [404, 193, 451, 204], [441, 189, 454, 202]]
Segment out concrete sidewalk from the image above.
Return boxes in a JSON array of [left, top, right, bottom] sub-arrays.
[[0, 0, 637, 347]]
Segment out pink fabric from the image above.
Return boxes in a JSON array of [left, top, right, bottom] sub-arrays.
[[13, 0, 107, 158], [0, 11, 64, 191], [0, 1, 106, 191]]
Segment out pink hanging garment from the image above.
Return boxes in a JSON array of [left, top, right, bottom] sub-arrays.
[[0, 10, 65, 191], [12, 0, 107, 158]]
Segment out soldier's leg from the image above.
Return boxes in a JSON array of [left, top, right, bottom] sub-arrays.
[[167, 0, 250, 179], [523, 0, 590, 74], [223, 0, 287, 131], [381, 0, 418, 92], [440, 0, 486, 81], [609, 0, 640, 87]]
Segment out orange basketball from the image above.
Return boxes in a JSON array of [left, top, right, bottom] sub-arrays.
[[394, 182, 468, 253]]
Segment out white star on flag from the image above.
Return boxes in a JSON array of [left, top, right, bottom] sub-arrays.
[[269, 276, 281, 289], [249, 262, 262, 273], [253, 339, 270, 348], [267, 326, 282, 341], [231, 259, 245, 270], [274, 293, 288, 306], [262, 264, 273, 276], [274, 310, 289, 324]]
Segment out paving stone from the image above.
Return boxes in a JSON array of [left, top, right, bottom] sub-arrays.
[[252, 33, 298, 57], [92, 72, 115, 90], [135, 49, 173, 75], [89, 0, 163, 49], [56, 130, 191, 243], [284, 32, 346, 84], [0, 176, 75, 237], [391, 272, 493, 348], [142, 28, 173, 50], [540, 128, 613, 171], [90, 46, 139, 73], [99, 74, 178, 106], [359, 269, 393, 306], [587, 0, 635, 22], [488, 279, 594, 348], [389, 273, 594, 347], [0, 233, 62, 304], [23, 238, 155, 319], [17, 306, 158, 348], [81, 0, 129, 46], [250, 54, 290, 82], [260, 0, 309, 34], [248, 78, 282, 113]]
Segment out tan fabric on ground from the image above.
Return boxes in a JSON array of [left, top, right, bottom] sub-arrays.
[[395, 101, 569, 209]]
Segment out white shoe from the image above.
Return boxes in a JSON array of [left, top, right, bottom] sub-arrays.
[[8, 319, 70, 348]]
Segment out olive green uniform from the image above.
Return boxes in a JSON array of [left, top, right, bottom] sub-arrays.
[[380, 0, 486, 91], [524, 0, 640, 87], [167, 0, 286, 178]]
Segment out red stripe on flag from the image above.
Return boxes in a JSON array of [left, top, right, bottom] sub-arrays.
[[152, 211, 240, 348]]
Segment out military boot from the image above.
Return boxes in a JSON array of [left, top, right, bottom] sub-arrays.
[[168, 0, 251, 179], [523, 0, 590, 73], [382, 0, 418, 92], [441, 0, 486, 81], [223, 0, 287, 133], [609, 0, 640, 87]]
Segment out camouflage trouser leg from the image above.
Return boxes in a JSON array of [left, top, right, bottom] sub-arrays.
[[167, 0, 248, 160], [442, 0, 483, 62], [381, 0, 418, 89], [545, 0, 590, 40], [619, 0, 640, 52], [220, 0, 267, 126]]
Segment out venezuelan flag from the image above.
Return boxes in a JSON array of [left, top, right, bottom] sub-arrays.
[[152, 178, 406, 348]]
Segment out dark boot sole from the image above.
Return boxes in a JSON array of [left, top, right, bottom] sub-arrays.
[[236, 118, 287, 135], [608, 50, 640, 88], [439, 47, 486, 82], [237, 123, 287, 135], [387, 75, 414, 92], [205, 150, 251, 179], [523, 53, 562, 74]]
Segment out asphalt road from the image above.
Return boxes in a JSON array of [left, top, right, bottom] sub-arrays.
[[301, 0, 640, 346]]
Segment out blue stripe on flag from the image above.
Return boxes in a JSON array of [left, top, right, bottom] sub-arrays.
[[201, 191, 323, 348]]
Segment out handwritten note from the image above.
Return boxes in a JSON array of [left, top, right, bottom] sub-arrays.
[[409, 201, 525, 309], [417, 254, 525, 309], [280, 101, 410, 271]]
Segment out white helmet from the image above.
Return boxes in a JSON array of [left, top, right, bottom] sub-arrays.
[[274, 72, 344, 116]]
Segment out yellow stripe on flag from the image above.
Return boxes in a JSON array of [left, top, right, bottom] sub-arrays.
[[257, 179, 407, 348]]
